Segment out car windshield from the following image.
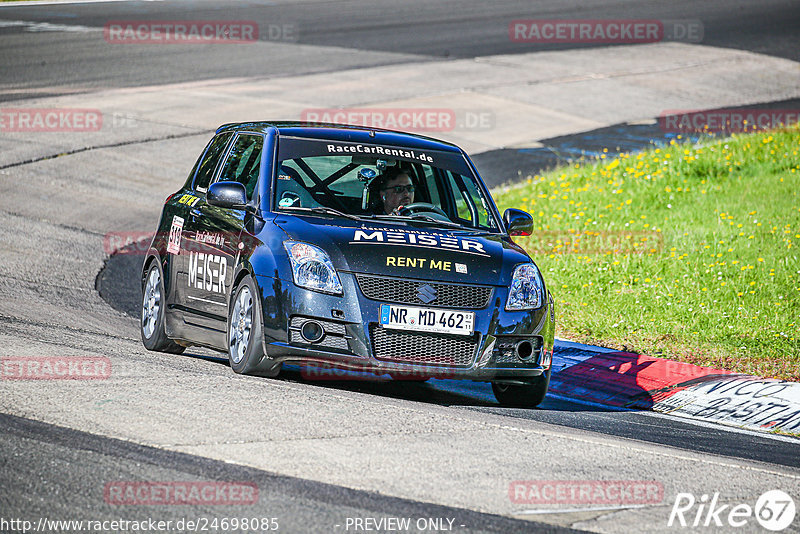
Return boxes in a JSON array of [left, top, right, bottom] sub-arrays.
[[273, 136, 500, 231]]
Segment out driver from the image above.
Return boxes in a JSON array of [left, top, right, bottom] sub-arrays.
[[378, 166, 415, 215]]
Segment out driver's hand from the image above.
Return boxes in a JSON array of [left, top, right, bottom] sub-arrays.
[[391, 205, 405, 215]]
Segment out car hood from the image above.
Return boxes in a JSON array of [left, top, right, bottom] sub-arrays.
[[273, 214, 531, 285]]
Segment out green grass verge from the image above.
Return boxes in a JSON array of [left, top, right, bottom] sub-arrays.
[[494, 126, 800, 380]]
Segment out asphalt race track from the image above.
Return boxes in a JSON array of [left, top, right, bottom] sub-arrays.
[[1, 0, 799, 100], [1, 1, 799, 533], [96, 249, 800, 469]]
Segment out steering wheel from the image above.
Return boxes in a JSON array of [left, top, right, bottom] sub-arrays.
[[396, 202, 448, 218]]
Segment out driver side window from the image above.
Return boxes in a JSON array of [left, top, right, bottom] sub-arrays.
[[446, 171, 495, 229]]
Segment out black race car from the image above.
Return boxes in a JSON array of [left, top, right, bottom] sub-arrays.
[[141, 122, 554, 407]]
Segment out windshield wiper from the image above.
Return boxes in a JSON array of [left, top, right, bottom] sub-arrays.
[[281, 206, 363, 222], [373, 214, 465, 229], [451, 228, 495, 236]]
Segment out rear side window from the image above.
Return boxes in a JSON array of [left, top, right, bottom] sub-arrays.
[[193, 132, 232, 192], [217, 133, 263, 201]]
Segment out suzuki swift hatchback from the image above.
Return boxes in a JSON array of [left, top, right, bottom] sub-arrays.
[[141, 122, 554, 407]]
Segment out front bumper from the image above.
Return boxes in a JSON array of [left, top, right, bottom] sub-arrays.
[[256, 272, 554, 382]]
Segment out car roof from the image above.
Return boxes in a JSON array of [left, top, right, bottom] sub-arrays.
[[214, 121, 464, 154]]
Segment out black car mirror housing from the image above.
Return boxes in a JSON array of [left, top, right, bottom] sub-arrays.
[[504, 208, 533, 236], [207, 181, 248, 210]]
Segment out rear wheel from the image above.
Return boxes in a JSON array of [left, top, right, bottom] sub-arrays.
[[228, 275, 280, 377], [141, 263, 185, 354], [491, 369, 550, 408]]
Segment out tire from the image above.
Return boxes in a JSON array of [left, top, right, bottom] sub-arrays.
[[141, 262, 185, 354], [491, 369, 550, 408], [228, 275, 280, 377]]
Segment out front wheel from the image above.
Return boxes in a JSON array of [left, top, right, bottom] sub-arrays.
[[491, 369, 550, 408], [228, 275, 280, 377], [141, 262, 185, 354]]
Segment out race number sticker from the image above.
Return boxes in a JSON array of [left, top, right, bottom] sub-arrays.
[[167, 216, 184, 255]]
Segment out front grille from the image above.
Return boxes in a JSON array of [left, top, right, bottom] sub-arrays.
[[356, 274, 492, 309], [369, 324, 477, 367]]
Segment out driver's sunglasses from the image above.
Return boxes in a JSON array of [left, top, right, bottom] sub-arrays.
[[383, 184, 415, 194]]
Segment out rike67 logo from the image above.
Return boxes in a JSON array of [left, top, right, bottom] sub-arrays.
[[668, 490, 796, 531]]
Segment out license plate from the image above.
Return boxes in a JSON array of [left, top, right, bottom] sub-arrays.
[[380, 304, 474, 336]]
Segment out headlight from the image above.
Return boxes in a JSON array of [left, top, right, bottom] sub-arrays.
[[506, 263, 544, 310], [283, 241, 343, 295]]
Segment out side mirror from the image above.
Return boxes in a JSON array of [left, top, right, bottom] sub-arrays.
[[503, 208, 533, 236], [207, 181, 247, 209]]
